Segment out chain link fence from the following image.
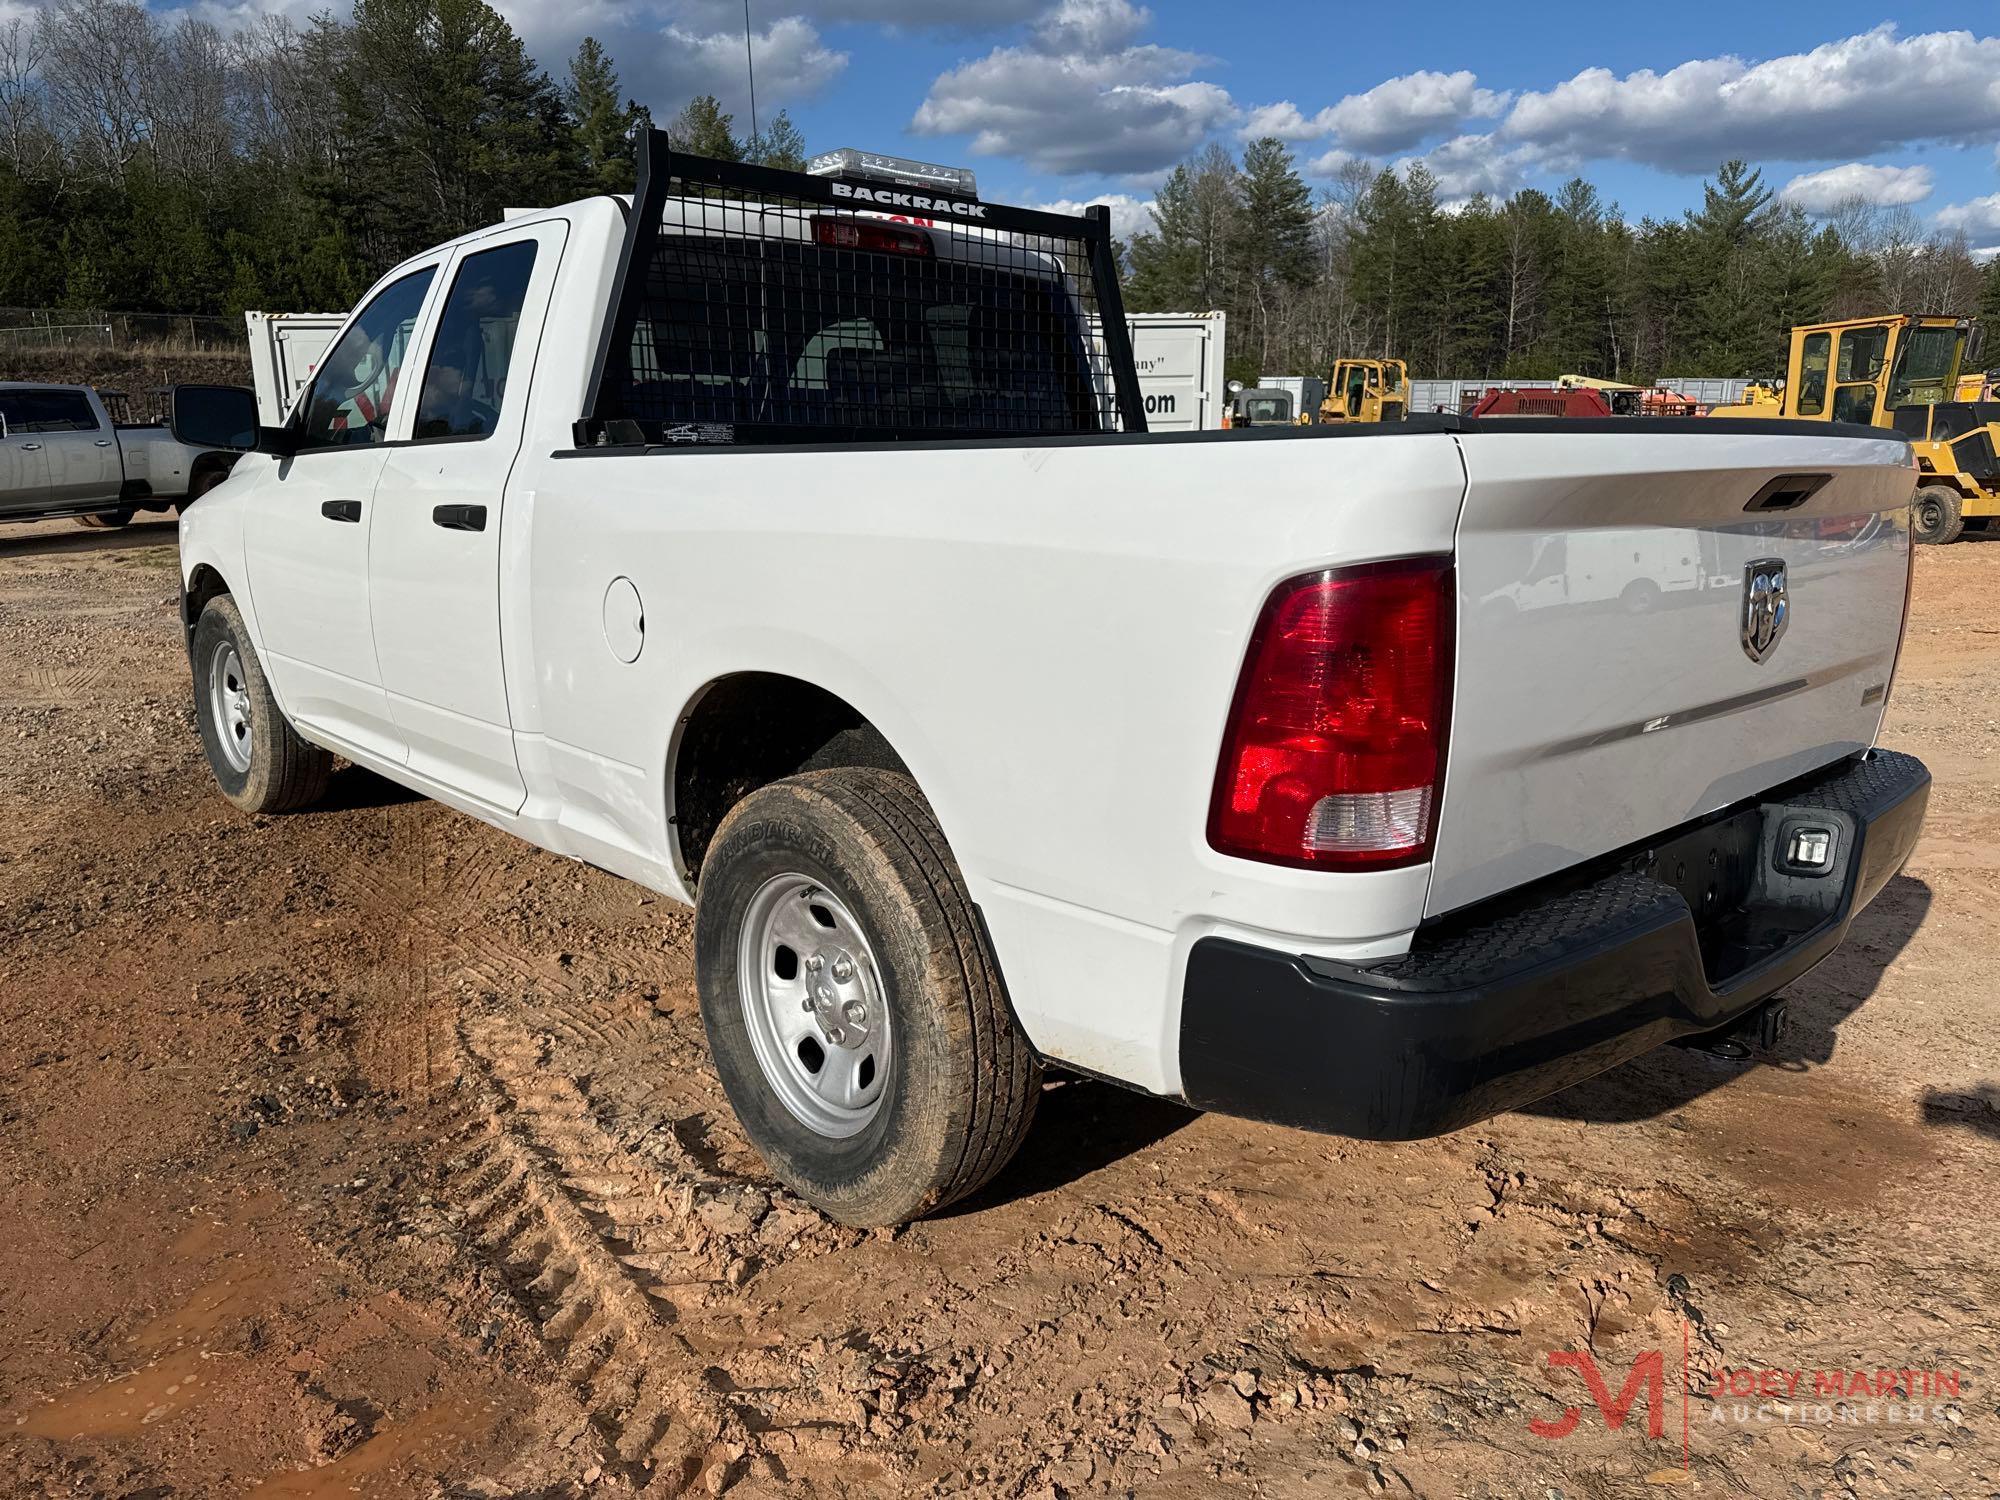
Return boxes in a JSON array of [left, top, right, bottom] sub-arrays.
[[0, 307, 243, 358]]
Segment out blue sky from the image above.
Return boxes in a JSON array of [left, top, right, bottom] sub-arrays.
[[145, 0, 2000, 246]]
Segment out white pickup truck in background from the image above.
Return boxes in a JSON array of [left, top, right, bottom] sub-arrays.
[[176, 138, 1930, 1225], [1, 382, 254, 528]]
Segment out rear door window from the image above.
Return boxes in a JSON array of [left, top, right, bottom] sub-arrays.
[[413, 241, 539, 441], [22, 390, 98, 432]]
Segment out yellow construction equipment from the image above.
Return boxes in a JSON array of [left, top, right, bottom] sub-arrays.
[[1956, 368, 2000, 401], [1710, 314, 1974, 426], [1710, 313, 1995, 543], [1896, 399, 2000, 544], [1318, 359, 1408, 423]]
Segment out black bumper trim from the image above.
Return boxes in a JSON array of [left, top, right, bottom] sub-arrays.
[[1178, 749, 1929, 1140]]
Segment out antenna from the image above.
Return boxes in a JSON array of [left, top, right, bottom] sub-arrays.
[[743, 0, 760, 148]]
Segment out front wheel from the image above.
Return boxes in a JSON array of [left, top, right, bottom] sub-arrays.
[[693, 769, 1041, 1225], [192, 595, 332, 813], [1912, 486, 1964, 546]]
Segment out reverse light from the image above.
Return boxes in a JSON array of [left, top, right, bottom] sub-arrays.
[[813, 217, 935, 257], [1208, 558, 1454, 870]]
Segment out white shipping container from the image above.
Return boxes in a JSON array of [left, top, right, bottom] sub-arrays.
[[244, 310, 347, 427], [1091, 311, 1227, 431]]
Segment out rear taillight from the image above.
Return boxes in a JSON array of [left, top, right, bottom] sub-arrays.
[[1208, 558, 1454, 870], [813, 217, 934, 257]]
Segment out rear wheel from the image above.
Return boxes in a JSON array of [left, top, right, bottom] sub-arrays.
[[1913, 485, 1964, 546], [76, 508, 134, 529], [192, 595, 332, 813], [693, 768, 1041, 1225]]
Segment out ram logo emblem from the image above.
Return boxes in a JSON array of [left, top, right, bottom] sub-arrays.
[[1741, 559, 1789, 663]]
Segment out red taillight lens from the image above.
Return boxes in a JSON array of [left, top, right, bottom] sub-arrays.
[[1208, 558, 1454, 870], [813, 217, 934, 257]]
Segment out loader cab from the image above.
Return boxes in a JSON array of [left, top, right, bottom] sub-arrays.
[[1320, 359, 1408, 423], [1777, 315, 1974, 429]]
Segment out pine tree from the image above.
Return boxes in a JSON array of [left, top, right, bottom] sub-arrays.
[[1231, 137, 1316, 370], [567, 37, 646, 193], [340, 0, 576, 260], [747, 109, 806, 171], [668, 95, 742, 161]]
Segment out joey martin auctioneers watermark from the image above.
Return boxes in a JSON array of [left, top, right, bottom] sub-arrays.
[[1530, 1326, 1966, 1471]]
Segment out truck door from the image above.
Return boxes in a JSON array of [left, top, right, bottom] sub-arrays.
[[369, 221, 565, 811], [0, 391, 50, 516], [26, 389, 121, 506], [245, 264, 442, 762]]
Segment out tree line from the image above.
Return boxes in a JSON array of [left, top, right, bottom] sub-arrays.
[[1126, 141, 2000, 386], [0, 0, 800, 318], [3, 0, 1998, 385]]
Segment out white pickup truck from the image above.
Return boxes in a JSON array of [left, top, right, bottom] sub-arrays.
[[0, 382, 254, 527], [177, 139, 1930, 1225]]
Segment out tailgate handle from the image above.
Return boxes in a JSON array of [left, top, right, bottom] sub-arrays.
[[1745, 473, 1830, 512]]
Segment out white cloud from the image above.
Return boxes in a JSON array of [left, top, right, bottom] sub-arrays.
[[1028, 192, 1155, 240], [1395, 134, 1543, 201], [652, 15, 846, 104], [1323, 69, 1508, 154], [1305, 146, 1363, 179], [1243, 70, 1506, 153], [1936, 193, 2000, 240], [911, 0, 1236, 177], [1779, 162, 1934, 215], [1238, 101, 1328, 143], [1498, 25, 2000, 173]]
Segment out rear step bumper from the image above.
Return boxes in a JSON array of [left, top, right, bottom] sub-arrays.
[[1177, 749, 1929, 1139]]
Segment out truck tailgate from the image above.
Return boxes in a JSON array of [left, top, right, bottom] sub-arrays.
[[1429, 426, 1915, 918]]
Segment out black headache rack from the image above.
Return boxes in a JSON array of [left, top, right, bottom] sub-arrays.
[[575, 131, 1147, 448]]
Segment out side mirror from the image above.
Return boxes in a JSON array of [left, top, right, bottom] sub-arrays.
[[255, 425, 302, 459], [169, 384, 259, 452]]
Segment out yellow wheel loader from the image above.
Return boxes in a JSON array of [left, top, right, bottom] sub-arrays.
[[1895, 400, 2000, 544], [1318, 358, 1409, 423], [1711, 314, 1993, 543]]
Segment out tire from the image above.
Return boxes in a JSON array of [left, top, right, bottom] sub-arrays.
[[1912, 486, 1964, 546], [191, 595, 332, 813], [1620, 579, 1661, 615], [693, 768, 1041, 1225], [76, 508, 134, 529]]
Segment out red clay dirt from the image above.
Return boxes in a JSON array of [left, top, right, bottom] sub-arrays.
[[0, 513, 1994, 1497]]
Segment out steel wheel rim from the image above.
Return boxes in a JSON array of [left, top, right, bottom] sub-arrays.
[[737, 873, 891, 1139], [1917, 497, 1942, 535], [208, 640, 253, 774]]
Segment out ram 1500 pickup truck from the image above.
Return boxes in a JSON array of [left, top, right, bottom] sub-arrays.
[[177, 138, 1930, 1225], [0, 381, 254, 527]]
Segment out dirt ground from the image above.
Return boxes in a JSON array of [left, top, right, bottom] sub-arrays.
[[0, 513, 1994, 1500]]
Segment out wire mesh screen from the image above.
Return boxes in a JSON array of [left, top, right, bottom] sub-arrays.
[[581, 144, 1142, 447]]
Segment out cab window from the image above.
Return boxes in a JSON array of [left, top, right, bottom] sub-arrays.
[[413, 241, 539, 441], [6, 388, 99, 432], [1795, 332, 1829, 416], [297, 269, 436, 450]]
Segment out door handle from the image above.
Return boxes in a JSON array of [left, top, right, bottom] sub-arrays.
[[19, 442, 40, 451], [431, 504, 487, 532], [93, 439, 113, 447], [320, 499, 362, 523]]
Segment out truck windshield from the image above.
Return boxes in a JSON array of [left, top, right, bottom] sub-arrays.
[[1887, 325, 1962, 409], [618, 234, 1102, 440]]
